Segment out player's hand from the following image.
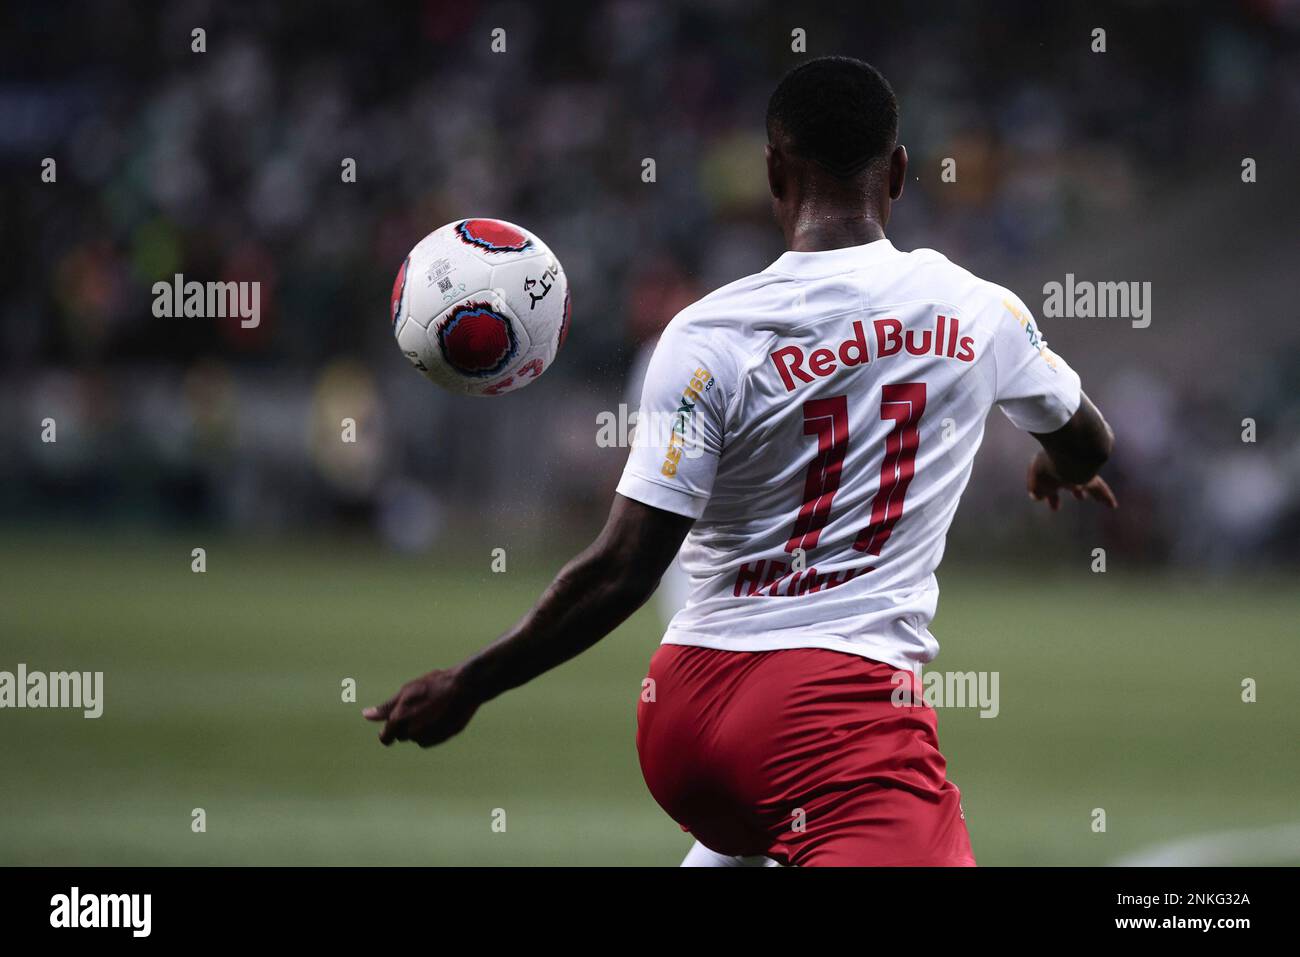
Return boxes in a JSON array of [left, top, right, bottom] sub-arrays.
[[1026, 450, 1117, 511], [363, 667, 481, 748]]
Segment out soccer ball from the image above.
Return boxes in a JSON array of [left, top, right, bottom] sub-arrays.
[[389, 218, 571, 396]]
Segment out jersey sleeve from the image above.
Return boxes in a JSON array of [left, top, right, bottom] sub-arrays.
[[991, 292, 1082, 433], [615, 319, 728, 519]]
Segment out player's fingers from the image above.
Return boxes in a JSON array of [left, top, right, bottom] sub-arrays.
[[1089, 478, 1119, 509], [1071, 487, 1084, 500], [1048, 491, 1060, 511], [363, 694, 400, 721], [375, 696, 411, 744], [378, 714, 406, 746]]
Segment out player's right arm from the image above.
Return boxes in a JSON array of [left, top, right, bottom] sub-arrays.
[[362, 314, 730, 750], [362, 494, 692, 748], [991, 293, 1116, 512]]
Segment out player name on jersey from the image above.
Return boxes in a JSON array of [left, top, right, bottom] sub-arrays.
[[770, 315, 974, 393], [732, 558, 872, 597]]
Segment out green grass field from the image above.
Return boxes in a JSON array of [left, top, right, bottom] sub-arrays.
[[1, 532, 1296, 865]]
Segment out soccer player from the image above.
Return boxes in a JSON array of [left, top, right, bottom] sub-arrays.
[[365, 56, 1116, 866]]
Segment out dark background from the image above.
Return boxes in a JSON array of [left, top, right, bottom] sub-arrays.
[[2, 0, 1296, 565]]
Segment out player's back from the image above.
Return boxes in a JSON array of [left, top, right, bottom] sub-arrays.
[[617, 239, 1080, 671]]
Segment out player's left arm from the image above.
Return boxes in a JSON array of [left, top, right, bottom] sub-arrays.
[[991, 292, 1117, 512], [364, 493, 691, 747], [1026, 391, 1117, 510]]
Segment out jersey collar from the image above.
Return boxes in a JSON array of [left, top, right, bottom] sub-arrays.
[[766, 238, 898, 278]]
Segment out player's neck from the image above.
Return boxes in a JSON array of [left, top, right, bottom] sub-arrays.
[[784, 210, 886, 253]]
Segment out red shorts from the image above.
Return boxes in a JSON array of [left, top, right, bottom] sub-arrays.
[[636, 643, 975, 867]]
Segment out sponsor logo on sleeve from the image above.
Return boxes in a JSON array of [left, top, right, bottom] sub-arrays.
[[661, 366, 714, 477], [1003, 298, 1060, 371]]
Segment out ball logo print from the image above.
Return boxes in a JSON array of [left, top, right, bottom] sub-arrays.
[[438, 302, 518, 377], [391, 218, 568, 396], [455, 218, 533, 253]]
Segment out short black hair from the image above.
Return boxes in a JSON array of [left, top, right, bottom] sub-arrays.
[[766, 56, 898, 179]]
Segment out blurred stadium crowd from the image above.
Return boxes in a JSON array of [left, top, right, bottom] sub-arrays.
[[1, 0, 1297, 567]]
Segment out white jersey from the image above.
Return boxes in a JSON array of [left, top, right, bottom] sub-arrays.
[[616, 239, 1081, 671]]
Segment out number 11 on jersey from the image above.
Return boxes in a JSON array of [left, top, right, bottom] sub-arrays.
[[784, 383, 927, 558]]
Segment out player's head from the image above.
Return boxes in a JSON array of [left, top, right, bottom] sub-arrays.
[[765, 57, 907, 234]]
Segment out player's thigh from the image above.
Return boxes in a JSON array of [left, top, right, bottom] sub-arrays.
[[783, 777, 975, 866], [636, 645, 777, 857], [752, 663, 975, 866]]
